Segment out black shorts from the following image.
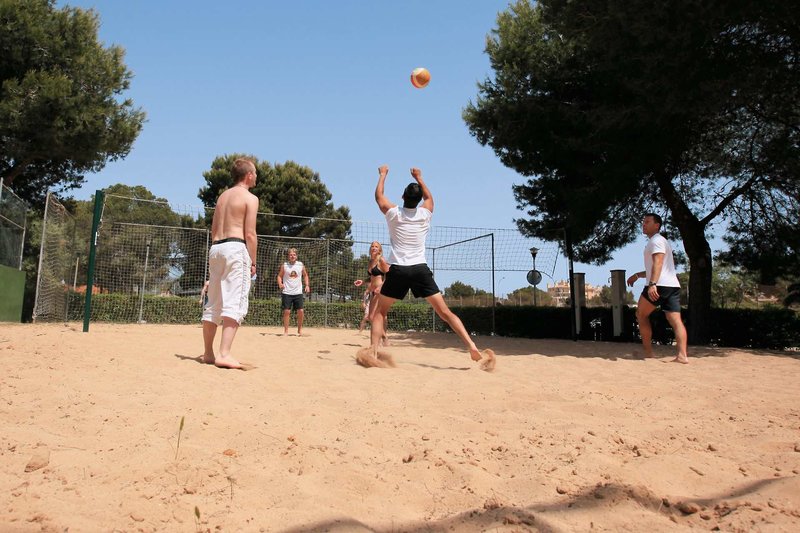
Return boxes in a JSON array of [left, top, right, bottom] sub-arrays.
[[281, 293, 304, 311], [380, 264, 440, 300], [641, 286, 681, 312]]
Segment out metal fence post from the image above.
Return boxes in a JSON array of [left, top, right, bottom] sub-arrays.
[[83, 190, 105, 332], [32, 192, 52, 323], [324, 238, 330, 328]]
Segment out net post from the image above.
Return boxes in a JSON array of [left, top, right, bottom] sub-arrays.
[[430, 247, 436, 332], [83, 190, 105, 332], [19, 211, 26, 271], [137, 239, 151, 324], [324, 238, 330, 328], [491, 233, 496, 336], [32, 192, 52, 323], [565, 227, 577, 341]]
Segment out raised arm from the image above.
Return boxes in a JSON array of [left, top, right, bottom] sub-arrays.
[[410, 167, 433, 213], [374, 165, 396, 214]]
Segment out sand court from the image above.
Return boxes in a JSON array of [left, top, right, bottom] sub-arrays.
[[1, 323, 799, 531]]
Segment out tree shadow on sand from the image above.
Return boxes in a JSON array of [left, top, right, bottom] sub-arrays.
[[379, 331, 800, 362], [274, 476, 796, 533]]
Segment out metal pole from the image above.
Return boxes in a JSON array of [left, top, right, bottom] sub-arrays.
[[491, 233, 496, 336], [83, 190, 105, 332], [138, 240, 150, 324], [565, 228, 578, 341], [73, 256, 79, 291], [430, 247, 436, 332], [533, 255, 537, 306], [19, 214, 26, 270], [324, 238, 330, 328], [204, 229, 210, 281], [32, 192, 52, 323]]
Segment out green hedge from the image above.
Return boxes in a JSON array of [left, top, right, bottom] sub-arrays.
[[70, 293, 438, 329], [70, 293, 799, 350]]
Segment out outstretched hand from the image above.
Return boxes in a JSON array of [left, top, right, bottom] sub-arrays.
[[410, 167, 422, 180], [378, 165, 389, 177]]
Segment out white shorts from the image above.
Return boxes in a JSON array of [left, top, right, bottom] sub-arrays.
[[202, 242, 251, 325]]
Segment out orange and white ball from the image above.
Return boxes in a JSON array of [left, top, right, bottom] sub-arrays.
[[411, 67, 431, 89]]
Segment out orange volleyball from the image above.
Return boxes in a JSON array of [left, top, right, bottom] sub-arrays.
[[410, 67, 431, 89]]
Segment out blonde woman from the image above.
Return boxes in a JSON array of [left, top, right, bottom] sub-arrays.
[[354, 241, 390, 344]]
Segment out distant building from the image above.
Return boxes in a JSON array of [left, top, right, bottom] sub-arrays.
[[546, 279, 601, 307]]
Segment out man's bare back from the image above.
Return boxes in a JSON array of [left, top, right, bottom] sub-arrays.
[[212, 186, 258, 242], [211, 184, 259, 268]]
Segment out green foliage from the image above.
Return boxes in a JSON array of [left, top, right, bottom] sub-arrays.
[[69, 292, 799, 349], [198, 154, 352, 239], [443, 281, 488, 298], [70, 292, 437, 330], [587, 286, 634, 307], [505, 286, 554, 306], [463, 0, 800, 343], [0, 0, 145, 207]]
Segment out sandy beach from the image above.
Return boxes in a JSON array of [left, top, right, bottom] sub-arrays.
[[1, 323, 798, 532]]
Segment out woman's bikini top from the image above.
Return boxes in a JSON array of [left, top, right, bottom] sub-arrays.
[[367, 264, 385, 278]]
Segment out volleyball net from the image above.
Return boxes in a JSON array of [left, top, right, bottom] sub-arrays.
[[34, 191, 565, 334]]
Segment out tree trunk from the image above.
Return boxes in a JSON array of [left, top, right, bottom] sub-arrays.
[[654, 170, 712, 344], [683, 235, 712, 344]]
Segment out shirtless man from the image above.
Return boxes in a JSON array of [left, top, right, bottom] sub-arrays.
[[365, 165, 494, 370], [626, 213, 689, 364], [202, 158, 259, 369]]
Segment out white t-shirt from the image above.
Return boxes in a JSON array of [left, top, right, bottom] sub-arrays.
[[644, 234, 681, 288], [385, 206, 432, 265], [281, 261, 304, 295]]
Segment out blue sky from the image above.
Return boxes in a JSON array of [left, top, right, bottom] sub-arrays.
[[60, 0, 682, 294]]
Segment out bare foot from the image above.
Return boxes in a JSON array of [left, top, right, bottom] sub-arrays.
[[355, 346, 393, 368], [469, 348, 482, 362], [670, 356, 689, 364], [634, 352, 655, 360], [283, 331, 288, 336], [202, 353, 215, 364], [214, 355, 244, 370], [381, 335, 390, 347], [478, 349, 496, 372]]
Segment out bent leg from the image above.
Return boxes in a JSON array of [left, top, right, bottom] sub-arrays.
[[202, 320, 217, 364], [664, 311, 689, 363], [636, 295, 657, 357], [426, 293, 481, 361], [368, 294, 389, 345], [370, 295, 396, 349]]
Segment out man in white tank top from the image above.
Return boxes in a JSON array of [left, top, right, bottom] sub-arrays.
[[359, 165, 495, 371], [277, 248, 310, 335], [626, 213, 688, 363]]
